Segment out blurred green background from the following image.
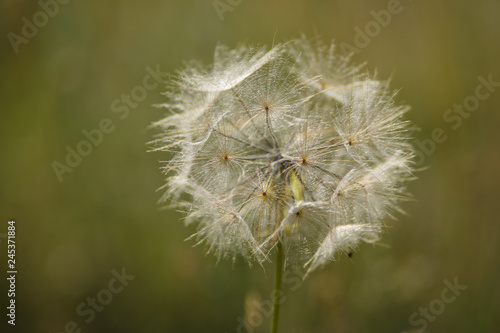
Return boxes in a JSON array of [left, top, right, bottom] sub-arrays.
[[1, 0, 499, 332]]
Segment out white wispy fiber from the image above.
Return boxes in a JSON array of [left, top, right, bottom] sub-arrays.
[[152, 37, 415, 276]]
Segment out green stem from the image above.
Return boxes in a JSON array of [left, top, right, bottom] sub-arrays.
[[271, 241, 283, 333]]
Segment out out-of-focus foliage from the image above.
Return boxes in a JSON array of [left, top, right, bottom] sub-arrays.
[[0, 1, 499, 332]]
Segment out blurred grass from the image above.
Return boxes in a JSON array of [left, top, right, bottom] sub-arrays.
[[1, 0, 500, 332]]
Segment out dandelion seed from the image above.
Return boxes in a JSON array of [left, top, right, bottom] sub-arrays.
[[152, 37, 415, 275]]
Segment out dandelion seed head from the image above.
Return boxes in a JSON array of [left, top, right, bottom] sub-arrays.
[[153, 37, 416, 276]]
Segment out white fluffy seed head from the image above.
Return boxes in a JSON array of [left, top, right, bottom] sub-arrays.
[[152, 37, 416, 275]]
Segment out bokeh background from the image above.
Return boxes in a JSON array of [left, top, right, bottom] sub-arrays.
[[1, 0, 499, 332]]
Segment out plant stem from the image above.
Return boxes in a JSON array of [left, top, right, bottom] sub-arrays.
[[271, 241, 283, 333]]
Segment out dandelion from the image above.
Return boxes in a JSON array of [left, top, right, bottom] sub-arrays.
[[152, 36, 415, 332]]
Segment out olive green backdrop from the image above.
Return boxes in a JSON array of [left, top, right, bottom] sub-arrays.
[[1, 0, 499, 332]]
